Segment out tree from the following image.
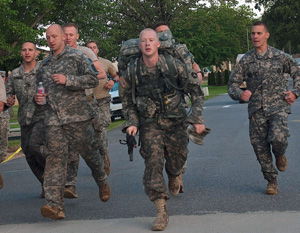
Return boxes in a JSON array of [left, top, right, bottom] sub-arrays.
[[1, 0, 259, 72], [172, 2, 255, 67], [0, 0, 111, 69], [261, 0, 300, 54]]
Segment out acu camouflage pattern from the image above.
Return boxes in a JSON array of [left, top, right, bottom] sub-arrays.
[[120, 54, 204, 131], [65, 96, 111, 186], [0, 110, 9, 161], [228, 46, 300, 118], [228, 46, 300, 181], [43, 121, 107, 208], [37, 45, 106, 209], [157, 30, 196, 81], [249, 110, 289, 180], [120, 54, 204, 201], [5, 63, 46, 183], [140, 119, 188, 201], [94, 96, 111, 155], [36, 45, 99, 126], [6, 63, 46, 126]]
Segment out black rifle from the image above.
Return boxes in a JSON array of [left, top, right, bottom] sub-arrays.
[[119, 134, 137, 161]]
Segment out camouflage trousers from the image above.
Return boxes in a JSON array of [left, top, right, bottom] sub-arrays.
[[0, 116, 9, 160], [21, 119, 46, 184], [249, 110, 289, 181], [139, 118, 188, 201], [42, 120, 107, 209], [65, 97, 111, 186]]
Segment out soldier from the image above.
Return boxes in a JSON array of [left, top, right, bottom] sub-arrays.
[[86, 40, 120, 176], [119, 28, 206, 231], [62, 23, 106, 199], [0, 76, 6, 189], [5, 42, 46, 196], [34, 24, 110, 220], [153, 21, 204, 189], [228, 21, 300, 195]]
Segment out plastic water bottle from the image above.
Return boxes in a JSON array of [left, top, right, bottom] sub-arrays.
[[37, 82, 46, 105]]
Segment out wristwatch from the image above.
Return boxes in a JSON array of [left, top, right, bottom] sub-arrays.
[[197, 71, 204, 77]]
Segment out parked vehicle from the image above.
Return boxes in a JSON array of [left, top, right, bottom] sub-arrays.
[[109, 82, 123, 121], [202, 67, 211, 79]]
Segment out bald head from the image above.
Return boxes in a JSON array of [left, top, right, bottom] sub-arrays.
[[139, 28, 158, 42], [46, 24, 66, 56], [47, 24, 64, 35]]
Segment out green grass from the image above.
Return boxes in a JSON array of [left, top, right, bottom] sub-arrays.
[[205, 85, 228, 100], [8, 85, 227, 148], [107, 119, 124, 131]]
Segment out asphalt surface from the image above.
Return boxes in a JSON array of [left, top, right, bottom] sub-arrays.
[[1, 89, 300, 233]]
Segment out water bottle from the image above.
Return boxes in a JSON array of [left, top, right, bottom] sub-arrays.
[[37, 82, 47, 105]]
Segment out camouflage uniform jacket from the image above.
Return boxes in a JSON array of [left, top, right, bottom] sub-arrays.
[[228, 45, 300, 118], [6, 63, 45, 126], [36, 45, 99, 126], [120, 54, 204, 131]]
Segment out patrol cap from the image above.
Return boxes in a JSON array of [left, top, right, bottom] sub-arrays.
[[187, 125, 211, 145]]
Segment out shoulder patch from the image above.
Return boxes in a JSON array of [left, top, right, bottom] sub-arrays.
[[119, 76, 128, 88]]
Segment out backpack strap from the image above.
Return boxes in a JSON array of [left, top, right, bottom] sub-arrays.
[[129, 57, 140, 105], [163, 50, 178, 82]]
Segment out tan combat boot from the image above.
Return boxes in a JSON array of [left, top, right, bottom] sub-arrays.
[[266, 178, 278, 195], [276, 155, 288, 172], [152, 199, 169, 231], [64, 185, 78, 199], [41, 205, 65, 220], [99, 182, 111, 202], [178, 174, 184, 193], [168, 176, 180, 196]]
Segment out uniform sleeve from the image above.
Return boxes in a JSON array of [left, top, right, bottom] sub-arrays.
[[177, 59, 204, 124], [288, 57, 300, 98], [119, 67, 139, 133], [227, 60, 246, 100], [65, 53, 99, 90], [5, 72, 15, 99]]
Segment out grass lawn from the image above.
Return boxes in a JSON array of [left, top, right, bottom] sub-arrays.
[[205, 85, 228, 100], [8, 85, 228, 149]]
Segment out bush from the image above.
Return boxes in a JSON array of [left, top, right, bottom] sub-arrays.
[[208, 72, 215, 85], [224, 70, 230, 85], [217, 71, 222, 85]]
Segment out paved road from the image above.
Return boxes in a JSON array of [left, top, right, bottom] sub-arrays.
[[1, 92, 300, 233]]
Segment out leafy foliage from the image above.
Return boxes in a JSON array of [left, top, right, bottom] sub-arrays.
[[261, 0, 300, 54], [0, 0, 276, 72]]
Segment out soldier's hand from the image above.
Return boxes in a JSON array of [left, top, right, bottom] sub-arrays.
[[34, 93, 47, 105], [240, 90, 252, 102], [105, 80, 115, 90], [52, 74, 66, 85], [126, 126, 138, 136], [193, 123, 206, 134], [6, 95, 15, 107], [284, 91, 296, 105]]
